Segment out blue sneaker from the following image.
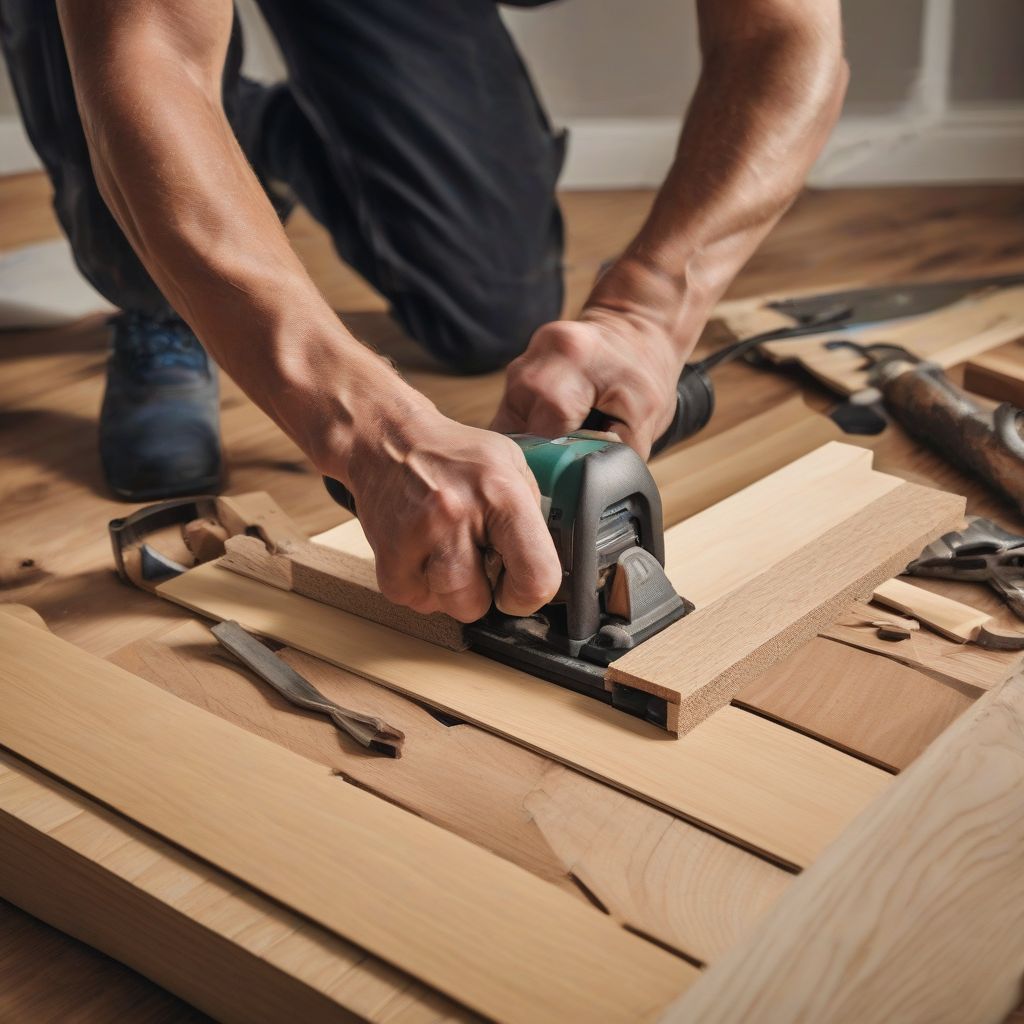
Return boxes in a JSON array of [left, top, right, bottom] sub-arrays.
[[99, 313, 222, 500]]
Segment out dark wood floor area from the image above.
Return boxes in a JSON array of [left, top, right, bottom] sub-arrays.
[[1, 172, 1023, 1021]]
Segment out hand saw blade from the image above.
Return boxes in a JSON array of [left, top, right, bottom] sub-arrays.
[[768, 273, 1024, 329]]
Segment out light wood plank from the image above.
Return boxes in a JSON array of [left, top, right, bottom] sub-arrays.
[[735, 636, 975, 771], [110, 620, 792, 964], [0, 753, 464, 1024], [873, 577, 1017, 645], [0, 614, 694, 1024], [964, 345, 1024, 407], [608, 478, 965, 732], [823, 600, 1021, 691], [659, 664, 1024, 1024], [648, 397, 843, 527], [158, 563, 888, 868]]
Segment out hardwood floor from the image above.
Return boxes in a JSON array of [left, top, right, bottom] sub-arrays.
[[1, 171, 1023, 1020]]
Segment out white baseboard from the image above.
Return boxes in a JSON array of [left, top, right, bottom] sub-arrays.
[[810, 107, 1024, 186], [0, 116, 41, 176], [3, 106, 1021, 189], [557, 107, 1024, 190]]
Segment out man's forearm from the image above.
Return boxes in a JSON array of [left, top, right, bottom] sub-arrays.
[[56, 0, 426, 482], [589, 0, 847, 361]]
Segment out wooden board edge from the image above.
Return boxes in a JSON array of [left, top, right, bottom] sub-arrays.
[[963, 348, 1024, 407], [0, 755, 454, 1024], [607, 483, 966, 735], [656, 662, 1024, 1024]]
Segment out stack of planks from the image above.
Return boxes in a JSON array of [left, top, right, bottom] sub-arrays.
[[4, 439, 1024, 1022]]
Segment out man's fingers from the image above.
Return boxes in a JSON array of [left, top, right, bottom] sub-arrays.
[[424, 538, 493, 623], [487, 498, 562, 617]]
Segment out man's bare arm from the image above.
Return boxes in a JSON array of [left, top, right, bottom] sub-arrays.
[[494, 0, 847, 454], [57, 0, 560, 620]]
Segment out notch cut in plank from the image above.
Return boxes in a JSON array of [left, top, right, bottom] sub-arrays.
[[0, 614, 694, 1024], [735, 636, 975, 772], [751, 286, 1024, 396], [0, 754, 463, 1024], [607, 478, 966, 734], [823, 601, 1020, 692], [111, 621, 792, 966], [659, 664, 1024, 1024], [964, 346, 1024, 407], [159, 562, 889, 869]]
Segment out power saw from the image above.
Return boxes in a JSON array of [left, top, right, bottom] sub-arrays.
[[326, 432, 692, 726]]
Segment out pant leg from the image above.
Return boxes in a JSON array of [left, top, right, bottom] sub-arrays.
[[0, 1, 264, 317], [254, 0, 566, 373]]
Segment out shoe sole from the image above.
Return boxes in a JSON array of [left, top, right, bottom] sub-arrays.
[[109, 474, 224, 503]]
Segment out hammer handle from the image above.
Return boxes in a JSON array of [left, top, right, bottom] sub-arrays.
[[880, 361, 1024, 513]]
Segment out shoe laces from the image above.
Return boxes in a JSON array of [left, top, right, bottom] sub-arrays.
[[111, 312, 209, 374]]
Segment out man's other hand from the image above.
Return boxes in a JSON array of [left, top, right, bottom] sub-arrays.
[[491, 310, 682, 458], [345, 411, 562, 623]]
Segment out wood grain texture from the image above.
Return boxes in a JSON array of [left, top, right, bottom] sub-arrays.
[[963, 344, 1024, 407], [110, 620, 792, 964], [158, 563, 889, 868], [608, 457, 966, 733], [746, 286, 1024, 396], [824, 600, 1021, 691], [0, 614, 694, 1024], [0, 899, 209, 1024], [735, 636, 975, 771], [0, 752, 467, 1024], [5, 175, 1024, 1023], [648, 397, 843, 528], [660, 664, 1024, 1024]]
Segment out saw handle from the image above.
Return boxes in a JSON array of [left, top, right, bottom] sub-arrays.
[[879, 360, 1024, 514]]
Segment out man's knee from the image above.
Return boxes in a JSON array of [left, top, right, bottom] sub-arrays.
[[396, 269, 564, 375]]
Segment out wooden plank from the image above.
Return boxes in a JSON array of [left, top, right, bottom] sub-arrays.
[[220, 533, 467, 651], [111, 620, 792, 964], [158, 562, 888, 869], [964, 346, 1024, 407], [0, 899, 208, 1024], [608, 476, 966, 733], [735, 636, 975, 771], [823, 600, 1021, 691], [748, 286, 1024, 396], [647, 396, 843, 527], [873, 576, 1024, 646], [0, 753, 463, 1024], [0, 614, 694, 1024], [659, 664, 1024, 1024]]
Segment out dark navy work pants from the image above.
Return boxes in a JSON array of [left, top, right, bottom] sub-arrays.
[[0, 1, 566, 372]]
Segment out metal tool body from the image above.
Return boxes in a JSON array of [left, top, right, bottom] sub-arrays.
[[907, 517, 1024, 620], [464, 433, 692, 725], [212, 620, 404, 756]]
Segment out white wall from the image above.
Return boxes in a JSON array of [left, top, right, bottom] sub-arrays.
[[1, 0, 1021, 186]]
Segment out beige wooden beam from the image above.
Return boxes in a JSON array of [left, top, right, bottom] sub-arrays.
[[0, 613, 694, 1024], [658, 664, 1024, 1024]]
